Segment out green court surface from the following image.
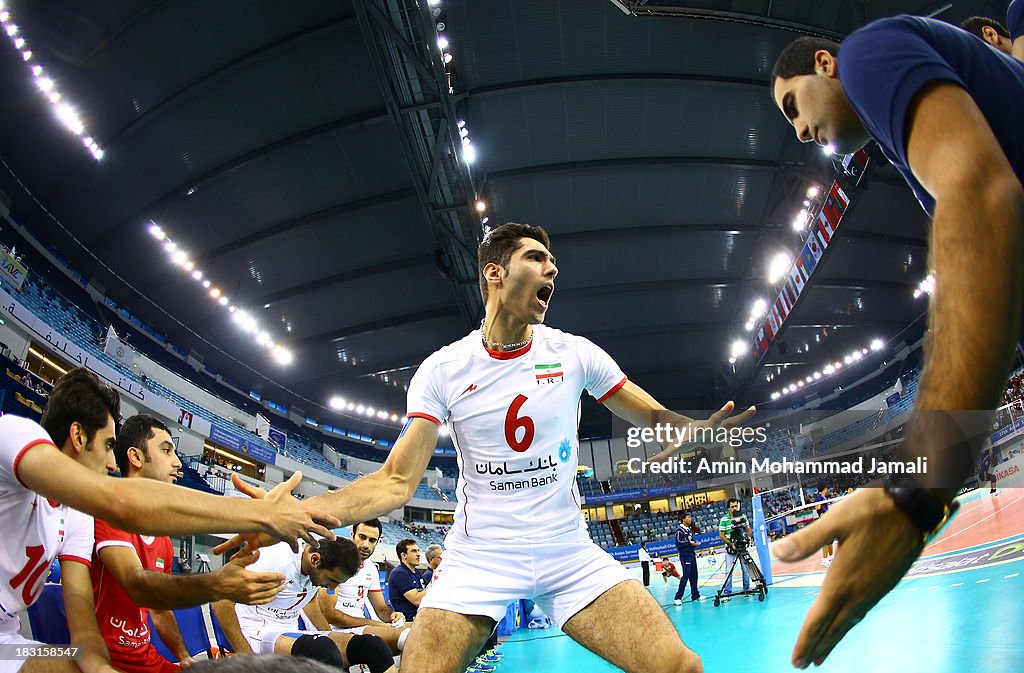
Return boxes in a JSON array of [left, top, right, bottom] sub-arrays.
[[497, 543, 1024, 673]]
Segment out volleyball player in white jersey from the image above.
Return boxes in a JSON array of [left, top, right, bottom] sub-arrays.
[[316, 519, 410, 655], [212, 539, 396, 673], [220, 222, 755, 673]]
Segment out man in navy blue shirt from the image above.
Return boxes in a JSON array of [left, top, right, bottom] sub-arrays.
[[672, 513, 701, 605], [771, 16, 1024, 669], [387, 539, 427, 622]]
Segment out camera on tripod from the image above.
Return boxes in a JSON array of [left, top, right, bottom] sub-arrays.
[[728, 526, 749, 552]]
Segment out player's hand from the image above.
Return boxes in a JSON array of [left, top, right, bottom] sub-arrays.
[[231, 472, 340, 553], [772, 487, 925, 668], [663, 401, 757, 456], [211, 548, 287, 604]]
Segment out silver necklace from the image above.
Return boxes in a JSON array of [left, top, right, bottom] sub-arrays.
[[480, 320, 533, 350]]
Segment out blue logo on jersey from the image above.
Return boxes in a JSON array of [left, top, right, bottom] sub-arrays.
[[559, 439, 572, 463]]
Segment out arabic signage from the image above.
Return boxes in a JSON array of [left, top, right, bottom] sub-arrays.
[[0, 286, 180, 421]]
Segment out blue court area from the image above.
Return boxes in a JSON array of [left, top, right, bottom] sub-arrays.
[[497, 541, 1024, 673]]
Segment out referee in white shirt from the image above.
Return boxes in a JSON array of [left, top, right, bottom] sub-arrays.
[[638, 542, 652, 587]]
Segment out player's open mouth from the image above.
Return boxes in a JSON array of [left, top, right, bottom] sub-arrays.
[[536, 284, 553, 308]]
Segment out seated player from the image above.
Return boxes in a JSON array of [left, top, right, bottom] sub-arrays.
[[315, 519, 411, 655], [0, 373, 113, 673], [660, 558, 681, 584], [93, 414, 292, 673], [212, 538, 396, 673]]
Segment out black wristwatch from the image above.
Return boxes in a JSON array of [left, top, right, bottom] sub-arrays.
[[883, 474, 958, 539]]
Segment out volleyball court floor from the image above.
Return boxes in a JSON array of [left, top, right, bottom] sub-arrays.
[[498, 488, 1024, 672]]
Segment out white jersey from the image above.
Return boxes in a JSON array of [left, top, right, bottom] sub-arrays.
[[234, 542, 316, 631], [407, 325, 626, 543], [330, 559, 381, 622], [0, 415, 94, 633]]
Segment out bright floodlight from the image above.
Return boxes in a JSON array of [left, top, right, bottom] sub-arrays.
[[822, 144, 835, 155], [209, 287, 221, 299], [807, 186, 820, 198], [329, 397, 345, 410], [730, 339, 746, 359], [475, 200, 486, 213], [192, 269, 203, 280], [148, 224, 165, 240], [271, 345, 293, 365], [437, 36, 449, 50], [463, 143, 477, 164], [870, 338, 884, 351], [767, 252, 791, 284]]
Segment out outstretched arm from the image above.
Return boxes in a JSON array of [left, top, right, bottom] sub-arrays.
[[215, 418, 439, 554], [18, 446, 338, 551], [602, 380, 755, 461], [777, 81, 1024, 669]]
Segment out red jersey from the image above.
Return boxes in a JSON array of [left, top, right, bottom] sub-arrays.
[[91, 519, 175, 661]]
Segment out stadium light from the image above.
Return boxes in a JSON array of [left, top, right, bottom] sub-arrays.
[[768, 252, 791, 284]]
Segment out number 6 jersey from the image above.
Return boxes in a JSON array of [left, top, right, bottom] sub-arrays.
[[0, 415, 94, 632], [406, 325, 626, 543]]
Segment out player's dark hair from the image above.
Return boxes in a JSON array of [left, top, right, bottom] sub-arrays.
[[314, 537, 361, 578], [727, 498, 741, 507], [353, 518, 383, 538], [960, 16, 1009, 39], [396, 538, 417, 559], [41, 367, 121, 448], [115, 414, 170, 476], [770, 36, 841, 103], [477, 222, 552, 302]]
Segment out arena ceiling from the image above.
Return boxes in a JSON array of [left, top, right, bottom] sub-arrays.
[[0, 0, 1008, 439]]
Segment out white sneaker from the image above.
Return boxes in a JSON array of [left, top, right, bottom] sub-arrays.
[[674, 599, 682, 605]]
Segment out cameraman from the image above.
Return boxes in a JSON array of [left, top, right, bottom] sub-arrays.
[[718, 498, 753, 597]]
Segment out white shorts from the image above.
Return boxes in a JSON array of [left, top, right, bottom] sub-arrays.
[[0, 631, 42, 673], [332, 625, 367, 635], [421, 528, 634, 628], [241, 626, 329, 655]]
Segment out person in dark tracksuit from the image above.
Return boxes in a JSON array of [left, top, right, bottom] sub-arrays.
[[673, 512, 702, 605]]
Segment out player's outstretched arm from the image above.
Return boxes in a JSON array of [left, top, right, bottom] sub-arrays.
[[17, 444, 339, 550], [778, 81, 1024, 670], [98, 545, 285, 609], [601, 380, 755, 461], [214, 417, 440, 554]]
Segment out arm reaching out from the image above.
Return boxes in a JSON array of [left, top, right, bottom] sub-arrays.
[[18, 444, 339, 552], [215, 418, 439, 554], [602, 380, 755, 461]]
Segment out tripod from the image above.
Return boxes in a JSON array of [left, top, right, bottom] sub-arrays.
[[713, 544, 767, 606]]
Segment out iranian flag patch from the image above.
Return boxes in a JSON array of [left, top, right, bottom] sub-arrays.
[[155, 558, 165, 570], [535, 362, 564, 385]]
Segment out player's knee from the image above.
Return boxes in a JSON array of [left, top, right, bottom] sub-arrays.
[[673, 651, 704, 673], [291, 634, 343, 668], [346, 633, 394, 673]]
